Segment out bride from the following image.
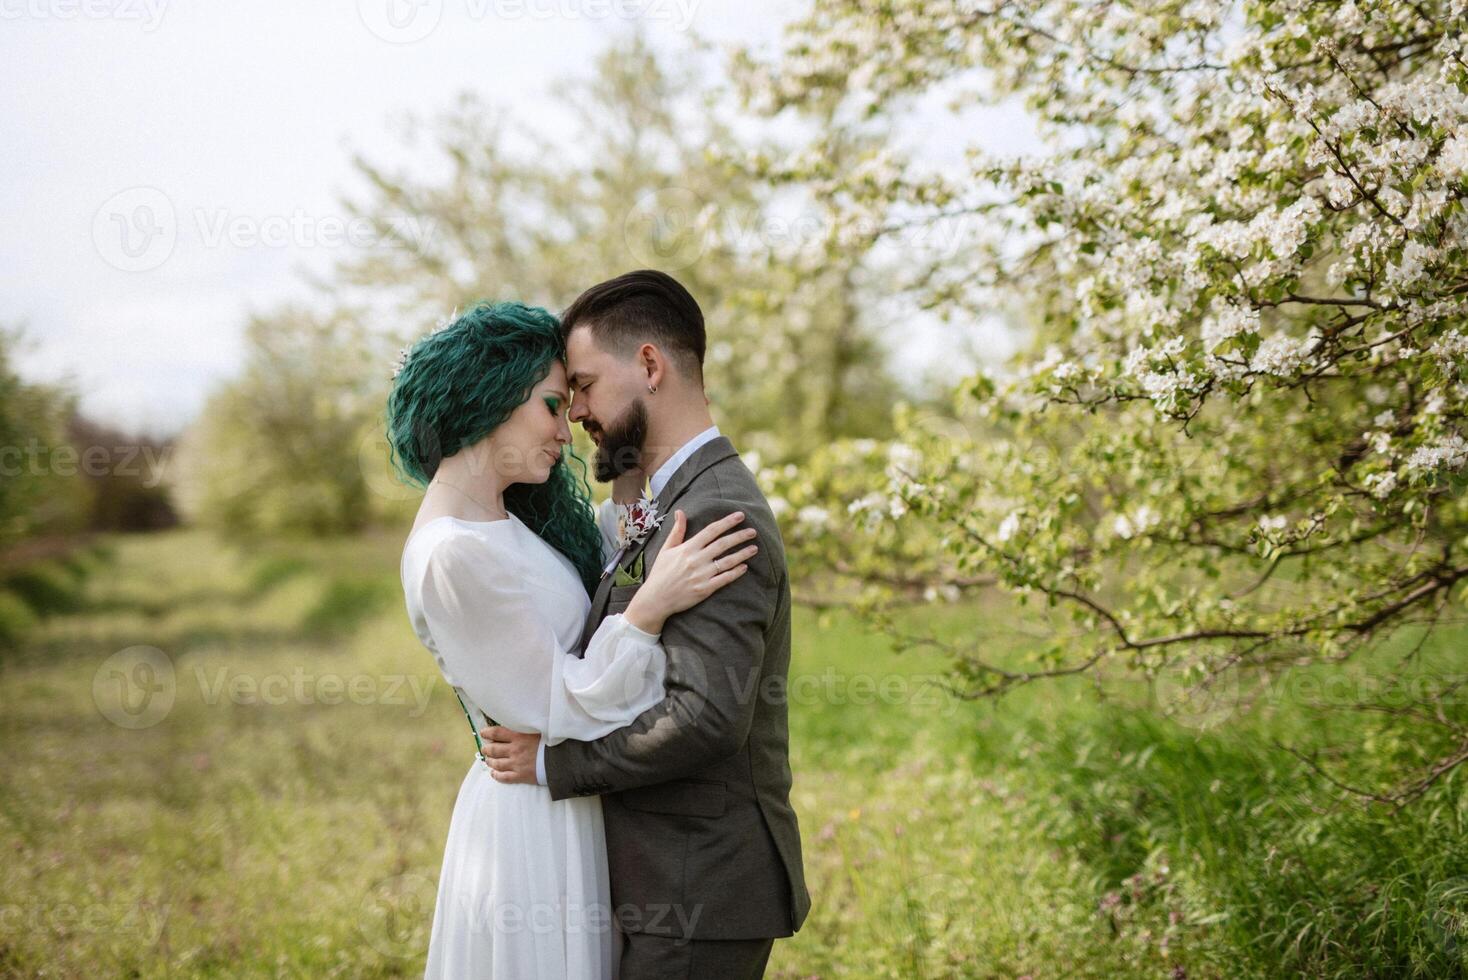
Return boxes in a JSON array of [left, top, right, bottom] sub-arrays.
[[390, 301, 758, 978]]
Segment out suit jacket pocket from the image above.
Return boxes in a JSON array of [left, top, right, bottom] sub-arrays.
[[608, 584, 641, 604], [618, 778, 726, 818], [607, 583, 641, 615]]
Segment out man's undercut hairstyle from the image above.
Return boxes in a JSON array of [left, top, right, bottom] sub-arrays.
[[560, 269, 706, 383]]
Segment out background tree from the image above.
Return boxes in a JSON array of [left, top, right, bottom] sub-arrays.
[[746, 0, 1468, 804], [0, 326, 89, 553], [174, 306, 387, 538], [336, 33, 900, 463]]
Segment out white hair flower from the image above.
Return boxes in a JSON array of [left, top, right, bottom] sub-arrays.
[[391, 306, 461, 380]]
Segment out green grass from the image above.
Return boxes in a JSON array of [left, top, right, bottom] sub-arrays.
[[0, 528, 1463, 977]]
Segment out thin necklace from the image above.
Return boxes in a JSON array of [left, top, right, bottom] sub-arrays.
[[430, 477, 504, 518]]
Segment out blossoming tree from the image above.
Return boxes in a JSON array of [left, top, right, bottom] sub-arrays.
[[744, 0, 1468, 804]]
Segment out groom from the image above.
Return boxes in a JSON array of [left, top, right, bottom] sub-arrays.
[[481, 270, 810, 978]]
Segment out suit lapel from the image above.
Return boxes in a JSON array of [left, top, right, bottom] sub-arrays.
[[574, 437, 742, 654], [653, 436, 738, 517]]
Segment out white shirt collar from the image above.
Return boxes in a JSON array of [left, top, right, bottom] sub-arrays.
[[650, 425, 721, 500]]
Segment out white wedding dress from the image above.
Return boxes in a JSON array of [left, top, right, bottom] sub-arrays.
[[400, 508, 662, 979]]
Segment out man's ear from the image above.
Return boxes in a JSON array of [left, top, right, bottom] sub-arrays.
[[639, 343, 666, 391]]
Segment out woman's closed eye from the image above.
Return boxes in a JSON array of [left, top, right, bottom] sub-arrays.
[[544, 396, 563, 415]]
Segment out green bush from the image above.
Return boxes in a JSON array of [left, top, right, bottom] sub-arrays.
[[0, 589, 37, 647], [247, 555, 311, 596], [1008, 705, 1468, 979], [301, 577, 394, 637], [2, 561, 85, 617]]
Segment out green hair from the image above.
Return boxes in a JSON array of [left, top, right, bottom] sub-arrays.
[[386, 301, 603, 593]]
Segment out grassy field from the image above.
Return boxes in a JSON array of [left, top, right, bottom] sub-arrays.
[[1, 529, 1464, 977]]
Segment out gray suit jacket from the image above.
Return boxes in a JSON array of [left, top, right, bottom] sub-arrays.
[[546, 436, 811, 940]]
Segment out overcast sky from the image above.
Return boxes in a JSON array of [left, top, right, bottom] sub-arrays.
[[2, 0, 1040, 436]]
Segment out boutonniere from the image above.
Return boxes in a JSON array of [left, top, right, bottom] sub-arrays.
[[616, 495, 663, 550], [612, 496, 663, 586]]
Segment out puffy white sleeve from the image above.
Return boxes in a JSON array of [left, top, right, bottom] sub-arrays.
[[416, 531, 666, 744]]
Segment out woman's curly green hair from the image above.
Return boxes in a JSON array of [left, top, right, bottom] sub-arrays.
[[386, 300, 603, 593]]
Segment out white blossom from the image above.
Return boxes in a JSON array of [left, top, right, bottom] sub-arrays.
[[1385, 241, 1436, 290], [1250, 333, 1310, 376], [1112, 505, 1159, 540], [1404, 433, 1468, 473], [797, 505, 831, 531], [847, 492, 888, 527], [1258, 514, 1289, 534], [1363, 471, 1399, 499], [1428, 330, 1468, 366], [1201, 302, 1260, 351], [1439, 135, 1468, 180]]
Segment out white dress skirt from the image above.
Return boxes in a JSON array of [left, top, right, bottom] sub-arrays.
[[400, 510, 661, 979]]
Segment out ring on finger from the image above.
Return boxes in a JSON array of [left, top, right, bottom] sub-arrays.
[[713, 557, 723, 573]]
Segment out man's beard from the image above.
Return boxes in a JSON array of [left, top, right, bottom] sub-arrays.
[[590, 398, 648, 482]]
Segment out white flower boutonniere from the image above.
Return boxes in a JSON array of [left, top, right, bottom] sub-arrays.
[[616, 495, 663, 550]]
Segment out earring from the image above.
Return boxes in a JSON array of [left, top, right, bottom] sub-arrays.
[[648, 385, 657, 394]]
